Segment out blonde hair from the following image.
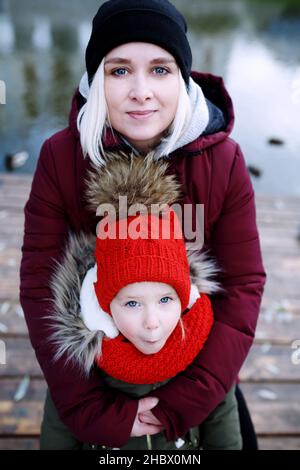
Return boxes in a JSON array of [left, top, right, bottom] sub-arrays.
[[179, 317, 186, 341], [77, 58, 192, 167]]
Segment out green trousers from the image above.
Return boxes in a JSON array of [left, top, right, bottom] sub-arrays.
[[40, 386, 242, 450]]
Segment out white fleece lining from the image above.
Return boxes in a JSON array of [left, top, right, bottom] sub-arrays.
[[80, 265, 200, 338], [80, 265, 119, 338]]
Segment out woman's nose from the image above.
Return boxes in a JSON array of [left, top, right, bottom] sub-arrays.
[[129, 75, 154, 102]]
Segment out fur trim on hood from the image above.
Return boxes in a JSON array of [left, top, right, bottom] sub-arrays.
[[47, 231, 221, 376]]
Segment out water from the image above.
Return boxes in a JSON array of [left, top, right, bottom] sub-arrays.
[[0, 0, 300, 195]]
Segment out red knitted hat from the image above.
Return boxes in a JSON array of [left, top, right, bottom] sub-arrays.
[[94, 207, 191, 315]]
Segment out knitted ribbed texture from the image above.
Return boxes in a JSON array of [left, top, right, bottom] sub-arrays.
[[97, 293, 214, 384], [85, 0, 192, 85], [94, 210, 191, 314]]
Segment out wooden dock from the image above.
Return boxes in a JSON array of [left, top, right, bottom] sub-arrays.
[[0, 173, 300, 450]]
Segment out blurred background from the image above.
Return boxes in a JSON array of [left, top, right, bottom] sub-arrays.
[[0, 0, 300, 194], [0, 0, 300, 451]]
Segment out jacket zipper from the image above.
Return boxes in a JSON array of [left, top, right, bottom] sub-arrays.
[[146, 434, 152, 450]]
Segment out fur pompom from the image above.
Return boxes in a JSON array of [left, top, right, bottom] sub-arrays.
[[84, 151, 183, 216]]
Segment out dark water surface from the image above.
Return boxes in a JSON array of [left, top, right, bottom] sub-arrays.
[[0, 0, 300, 195]]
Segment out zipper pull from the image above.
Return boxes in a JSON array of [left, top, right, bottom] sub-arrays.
[[146, 434, 152, 450]]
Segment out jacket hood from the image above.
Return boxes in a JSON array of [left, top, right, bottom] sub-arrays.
[[68, 71, 234, 155], [47, 152, 221, 376]]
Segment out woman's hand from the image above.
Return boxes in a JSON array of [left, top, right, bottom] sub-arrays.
[[130, 397, 164, 437], [138, 408, 163, 426]]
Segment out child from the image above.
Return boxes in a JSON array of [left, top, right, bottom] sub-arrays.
[[44, 152, 242, 450]]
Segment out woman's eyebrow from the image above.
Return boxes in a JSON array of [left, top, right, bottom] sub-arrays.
[[104, 57, 176, 65]]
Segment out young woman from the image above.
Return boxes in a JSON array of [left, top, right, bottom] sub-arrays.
[[20, 0, 266, 449]]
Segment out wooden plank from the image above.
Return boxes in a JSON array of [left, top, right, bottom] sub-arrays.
[[255, 196, 300, 210], [0, 205, 287, 221], [258, 214, 300, 223], [0, 202, 29, 211], [0, 287, 21, 302], [259, 237, 299, 253], [240, 383, 300, 435], [0, 378, 46, 435], [0, 242, 23, 253], [0, 193, 29, 201], [1, 180, 300, 445], [0, 437, 39, 450], [262, 255, 300, 270], [0, 174, 32, 182], [1, 298, 299, 340], [258, 208, 300, 218], [0, 218, 25, 230], [259, 258, 300, 295], [4, 262, 300, 306], [261, 297, 300, 314], [0, 300, 27, 335], [0, 248, 23, 261], [0, 378, 299, 438], [4, 275, 295, 307], [4, 294, 298, 341], [0, 183, 31, 190], [0, 298, 299, 349], [0, 338, 42, 377], [260, 228, 300, 241], [258, 437, 300, 450], [255, 314, 300, 344], [240, 345, 300, 382], [2, 180, 299, 208], [1, 335, 299, 382], [263, 285, 300, 303]]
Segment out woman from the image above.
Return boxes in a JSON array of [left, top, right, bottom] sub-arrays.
[[20, 0, 266, 449]]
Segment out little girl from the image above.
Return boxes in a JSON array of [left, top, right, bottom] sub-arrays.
[[42, 152, 242, 450]]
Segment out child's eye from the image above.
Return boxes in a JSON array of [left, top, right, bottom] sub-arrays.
[[124, 300, 139, 308], [160, 296, 173, 304]]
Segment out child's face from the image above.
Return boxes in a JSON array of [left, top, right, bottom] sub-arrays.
[[110, 282, 181, 355]]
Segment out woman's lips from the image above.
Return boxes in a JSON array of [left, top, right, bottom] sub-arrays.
[[127, 111, 157, 120]]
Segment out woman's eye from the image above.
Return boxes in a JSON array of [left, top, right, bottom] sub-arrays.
[[112, 68, 128, 76], [111, 67, 169, 77], [153, 67, 169, 75], [160, 296, 172, 304], [125, 300, 138, 308]]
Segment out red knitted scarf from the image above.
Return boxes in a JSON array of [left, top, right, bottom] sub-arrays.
[[96, 293, 214, 384]]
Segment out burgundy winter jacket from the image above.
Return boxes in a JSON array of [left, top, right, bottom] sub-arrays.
[[19, 72, 266, 447]]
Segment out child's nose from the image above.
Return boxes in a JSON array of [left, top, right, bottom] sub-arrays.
[[143, 308, 159, 329]]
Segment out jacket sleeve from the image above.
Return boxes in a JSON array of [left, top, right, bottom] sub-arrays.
[[150, 144, 266, 441], [19, 138, 138, 447]]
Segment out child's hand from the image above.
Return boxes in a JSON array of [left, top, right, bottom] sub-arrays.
[[130, 397, 164, 437]]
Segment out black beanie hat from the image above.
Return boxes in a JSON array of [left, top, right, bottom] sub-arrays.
[[85, 0, 192, 85]]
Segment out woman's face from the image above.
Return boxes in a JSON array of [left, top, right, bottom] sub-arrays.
[[104, 42, 180, 154], [110, 282, 181, 355]]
